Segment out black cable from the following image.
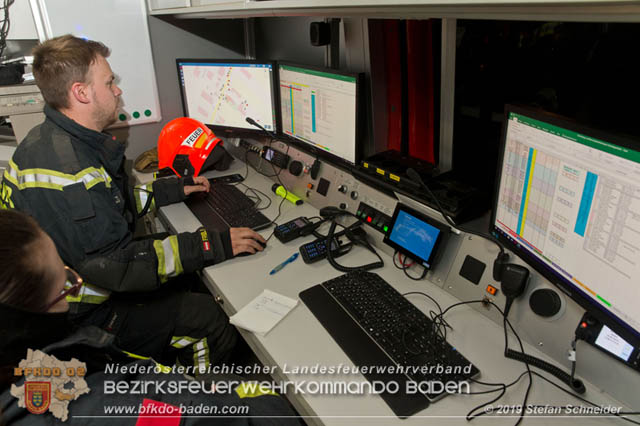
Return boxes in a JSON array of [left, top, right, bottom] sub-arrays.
[[262, 140, 291, 241], [415, 296, 638, 425], [406, 168, 505, 257], [428, 298, 532, 425], [325, 218, 384, 272], [240, 183, 272, 211], [0, 0, 16, 59], [132, 186, 154, 218], [465, 372, 528, 396], [235, 138, 292, 241], [393, 252, 414, 269], [401, 255, 427, 281], [531, 371, 640, 425]]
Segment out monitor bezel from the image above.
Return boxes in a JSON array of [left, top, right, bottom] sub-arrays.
[[383, 203, 450, 269], [490, 104, 640, 348], [175, 58, 280, 136], [276, 61, 363, 170]]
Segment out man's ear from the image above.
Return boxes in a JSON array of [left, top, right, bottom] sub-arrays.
[[70, 82, 91, 104]]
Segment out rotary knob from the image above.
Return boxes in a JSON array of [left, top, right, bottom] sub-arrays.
[[338, 185, 348, 193], [288, 160, 303, 176]]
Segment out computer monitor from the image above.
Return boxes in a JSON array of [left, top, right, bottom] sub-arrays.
[[278, 63, 360, 166], [176, 59, 278, 134], [492, 105, 640, 364]]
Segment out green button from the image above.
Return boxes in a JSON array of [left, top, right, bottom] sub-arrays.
[[357, 210, 362, 217], [144, 109, 152, 117], [132, 111, 140, 119], [118, 114, 127, 121], [383, 226, 389, 232]]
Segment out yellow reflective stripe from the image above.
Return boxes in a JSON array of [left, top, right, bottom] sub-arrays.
[[134, 183, 153, 214], [7, 160, 112, 191], [235, 382, 278, 398], [66, 294, 109, 305], [0, 180, 14, 209], [153, 240, 167, 283], [121, 351, 172, 373], [153, 236, 182, 283], [193, 338, 210, 374], [170, 336, 199, 349], [65, 282, 110, 304], [169, 236, 183, 276]]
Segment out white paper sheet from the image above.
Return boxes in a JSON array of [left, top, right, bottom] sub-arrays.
[[229, 290, 298, 336]]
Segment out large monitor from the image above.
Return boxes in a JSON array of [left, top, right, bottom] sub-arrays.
[[278, 63, 360, 166], [176, 59, 278, 134], [492, 105, 640, 364]]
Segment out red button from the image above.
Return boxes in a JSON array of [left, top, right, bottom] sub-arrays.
[[367, 216, 372, 223]]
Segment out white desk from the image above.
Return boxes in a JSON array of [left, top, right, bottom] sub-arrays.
[[156, 160, 632, 426]]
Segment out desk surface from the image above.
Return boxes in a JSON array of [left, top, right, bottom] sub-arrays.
[[155, 160, 630, 426]]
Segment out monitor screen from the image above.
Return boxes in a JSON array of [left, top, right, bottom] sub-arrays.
[[383, 204, 448, 269], [278, 63, 359, 165], [492, 105, 640, 344], [176, 59, 277, 133]]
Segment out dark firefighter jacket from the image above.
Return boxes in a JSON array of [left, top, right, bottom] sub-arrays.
[[0, 302, 298, 425], [0, 105, 232, 312]]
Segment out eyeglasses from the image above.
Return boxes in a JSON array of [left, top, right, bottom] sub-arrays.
[[44, 266, 83, 311]]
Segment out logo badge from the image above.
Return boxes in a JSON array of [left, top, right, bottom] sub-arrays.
[[25, 382, 51, 415]]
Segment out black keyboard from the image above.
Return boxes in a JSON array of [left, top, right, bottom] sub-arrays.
[[300, 271, 479, 418], [185, 184, 272, 231]]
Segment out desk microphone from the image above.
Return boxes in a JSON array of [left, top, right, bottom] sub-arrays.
[[246, 117, 277, 140]]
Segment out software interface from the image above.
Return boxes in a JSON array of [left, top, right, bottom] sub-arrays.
[[279, 65, 358, 164], [389, 210, 442, 267], [178, 61, 277, 132], [494, 112, 640, 345]]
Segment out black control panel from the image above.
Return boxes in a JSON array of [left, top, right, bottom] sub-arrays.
[[356, 202, 392, 235]]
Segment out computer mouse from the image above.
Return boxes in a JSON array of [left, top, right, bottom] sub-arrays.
[[235, 239, 266, 257]]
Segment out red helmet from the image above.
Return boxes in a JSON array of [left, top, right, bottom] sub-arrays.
[[157, 117, 224, 177]]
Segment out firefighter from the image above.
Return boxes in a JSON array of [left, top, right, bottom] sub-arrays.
[[0, 35, 267, 373], [0, 210, 298, 425]]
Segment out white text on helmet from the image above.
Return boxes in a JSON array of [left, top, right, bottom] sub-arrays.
[[181, 127, 204, 147]]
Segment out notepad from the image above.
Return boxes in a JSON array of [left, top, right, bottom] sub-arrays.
[[229, 290, 298, 336]]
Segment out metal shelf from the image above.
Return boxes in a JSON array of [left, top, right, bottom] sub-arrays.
[[148, 0, 640, 22]]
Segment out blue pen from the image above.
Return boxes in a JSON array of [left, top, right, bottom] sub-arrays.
[[269, 253, 299, 275]]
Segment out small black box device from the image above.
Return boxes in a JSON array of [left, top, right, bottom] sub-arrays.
[[274, 217, 312, 243], [299, 237, 350, 264], [261, 146, 290, 169]]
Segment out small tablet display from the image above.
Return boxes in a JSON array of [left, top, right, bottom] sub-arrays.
[[383, 204, 449, 269]]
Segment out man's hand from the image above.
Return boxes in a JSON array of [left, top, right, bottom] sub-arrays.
[[230, 227, 267, 256], [184, 176, 210, 196]]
